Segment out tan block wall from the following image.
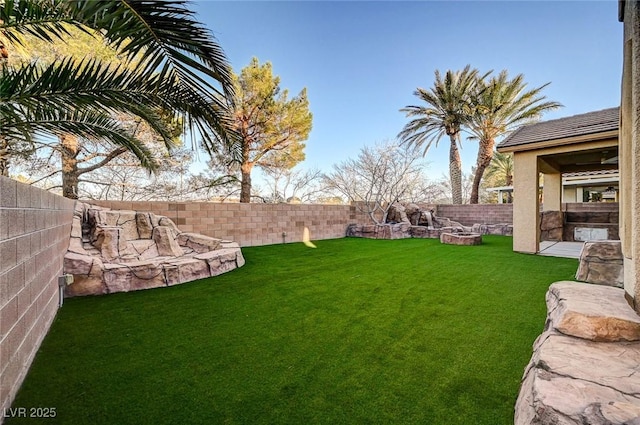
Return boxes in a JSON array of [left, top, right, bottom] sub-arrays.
[[563, 202, 620, 213], [87, 201, 371, 247], [435, 204, 514, 226], [0, 177, 75, 416], [88, 201, 518, 245]]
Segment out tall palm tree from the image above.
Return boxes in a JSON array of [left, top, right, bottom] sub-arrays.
[[398, 65, 484, 204], [468, 71, 561, 203], [0, 0, 235, 195]]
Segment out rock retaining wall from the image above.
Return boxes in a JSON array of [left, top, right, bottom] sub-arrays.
[[575, 241, 624, 287], [64, 203, 245, 297], [346, 223, 512, 240], [515, 282, 640, 424]]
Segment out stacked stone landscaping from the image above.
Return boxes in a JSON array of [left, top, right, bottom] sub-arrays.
[[515, 240, 639, 424], [515, 281, 640, 424], [64, 202, 245, 297], [346, 202, 512, 240]]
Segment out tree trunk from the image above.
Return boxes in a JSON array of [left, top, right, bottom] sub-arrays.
[[0, 136, 9, 177], [240, 161, 253, 203], [449, 134, 462, 204], [60, 134, 80, 199], [470, 137, 495, 204]]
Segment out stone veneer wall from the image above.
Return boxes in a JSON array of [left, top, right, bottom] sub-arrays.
[[87, 201, 372, 247], [0, 177, 75, 416]]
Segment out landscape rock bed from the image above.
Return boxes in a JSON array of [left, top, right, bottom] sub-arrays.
[[346, 202, 512, 240], [64, 202, 245, 297]]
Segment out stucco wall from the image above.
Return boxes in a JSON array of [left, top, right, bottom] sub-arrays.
[[620, 0, 640, 311], [0, 177, 75, 416]]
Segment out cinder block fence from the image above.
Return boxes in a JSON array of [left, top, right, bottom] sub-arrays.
[[0, 177, 75, 416]]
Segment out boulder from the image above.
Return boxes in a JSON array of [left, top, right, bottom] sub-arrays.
[[63, 252, 105, 297], [440, 232, 482, 246], [515, 281, 640, 425], [575, 241, 624, 287], [152, 226, 183, 257], [93, 226, 130, 262], [516, 333, 640, 425], [128, 239, 159, 260], [386, 203, 410, 224], [177, 233, 222, 253], [158, 216, 181, 234], [195, 248, 243, 276], [115, 211, 139, 240], [103, 261, 166, 293], [135, 212, 154, 239], [540, 210, 564, 241], [404, 203, 423, 225], [547, 281, 640, 341], [164, 258, 211, 283]]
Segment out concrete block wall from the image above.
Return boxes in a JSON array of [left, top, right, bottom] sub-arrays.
[[0, 177, 75, 416], [87, 201, 371, 247], [435, 204, 514, 226], [563, 202, 619, 213]]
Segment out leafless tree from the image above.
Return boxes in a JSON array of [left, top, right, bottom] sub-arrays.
[[260, 166, 326, 203], [323, 140, 429, 224]]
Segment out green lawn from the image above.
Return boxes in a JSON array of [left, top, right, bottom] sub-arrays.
[[8, 236, 577, 425]]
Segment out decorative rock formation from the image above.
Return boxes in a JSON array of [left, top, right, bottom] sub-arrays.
[[575, 240, 624, 287], [345, 223, 410, 239], [515, 281, 640, 425], [470, 223, 513, 236], [64, 202, 245, 297], [439, 232, 482, 246], [540, 210, 564, 241], [546, 281, 640, 342], [386, 202, 410, 224]]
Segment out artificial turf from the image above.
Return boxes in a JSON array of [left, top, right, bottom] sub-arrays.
[[7, 236, 577, 425]]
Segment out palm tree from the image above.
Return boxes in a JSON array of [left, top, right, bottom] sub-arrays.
[[468, 71, 561, 203], [398, 65, 485, 204], [484, 151, 514, 203], [0, 0, 235, 196]]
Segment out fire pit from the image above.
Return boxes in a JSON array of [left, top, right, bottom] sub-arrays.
[[440, 232, 482, 246]]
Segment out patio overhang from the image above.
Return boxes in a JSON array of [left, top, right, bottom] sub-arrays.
[[497, 107, 619, 254]]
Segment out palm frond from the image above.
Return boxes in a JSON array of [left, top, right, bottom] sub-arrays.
[[1, 0, 235, 150], [2, 107, 158, 171], [398, 65, 483, 154], [0, 0, 75, 45]]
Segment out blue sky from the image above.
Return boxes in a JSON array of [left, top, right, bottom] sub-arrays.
[[194, 1, 622, 179]]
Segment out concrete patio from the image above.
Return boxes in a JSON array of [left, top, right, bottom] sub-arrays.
[[538, 241, 584, 259]]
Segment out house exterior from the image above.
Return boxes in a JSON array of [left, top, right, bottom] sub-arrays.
[[619, 0, 640, 312], [486, 169, 620, 204], [496, 107, 619, 253]]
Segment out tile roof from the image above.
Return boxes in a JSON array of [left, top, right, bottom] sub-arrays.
[[497, 107, 619, 150], [564, 169, 619, 178]]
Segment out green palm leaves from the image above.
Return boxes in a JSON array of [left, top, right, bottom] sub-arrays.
[[1, 0, 234, 175], [399, 65, 485, 204], [399, 66, 560, 204], [468, 71, 561, 203]]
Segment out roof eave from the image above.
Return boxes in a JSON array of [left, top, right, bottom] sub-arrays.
[[496, 129, 619, 153]]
